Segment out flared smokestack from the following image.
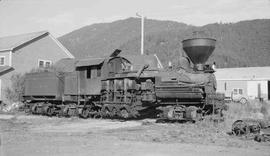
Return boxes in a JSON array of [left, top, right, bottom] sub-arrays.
[[182, 38, 216, 64], [182, 38, 216, 70]]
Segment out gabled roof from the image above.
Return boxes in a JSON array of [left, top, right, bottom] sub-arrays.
[[0, 31, 48, 52], [76, 57, 105, 67], [0, 31, 74, 58], [215, 66, 270, 81]]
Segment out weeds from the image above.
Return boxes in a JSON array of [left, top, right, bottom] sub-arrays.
[[4, 74, 25, 104], [116, 100, 270, 147]]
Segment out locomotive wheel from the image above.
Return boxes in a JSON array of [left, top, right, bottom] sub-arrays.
[[90, 107, 102, 119], [120, 108, 129, 119], [89, 109, 99, 118], [81, 109, 89, 119], [93, 113, 101, 119], [186, 106, 198, 120], [101, 106, 110, 118]]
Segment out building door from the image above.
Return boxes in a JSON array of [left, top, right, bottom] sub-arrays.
[[268, 81, 270, 100]]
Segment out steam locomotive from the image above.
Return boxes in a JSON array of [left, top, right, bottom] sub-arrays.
[[23, 38, 225, 121]]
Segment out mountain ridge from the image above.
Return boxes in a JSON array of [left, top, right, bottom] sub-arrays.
[[59, 18, 270, 68]]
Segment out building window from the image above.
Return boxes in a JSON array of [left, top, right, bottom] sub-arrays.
[[45, 61, 51, 68], [233, 88, 243, 95], [0, 56, 5, 66], [38, 59, 52, 68], [233, 89, 238, 95], [239, 89, 243, 95], [224, 82, 227, 91]]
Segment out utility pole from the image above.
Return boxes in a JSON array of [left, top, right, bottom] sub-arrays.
[[136, 13, 144, 55]]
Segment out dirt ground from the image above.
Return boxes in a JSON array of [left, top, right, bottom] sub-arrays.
[[0, 113, 269, 156]]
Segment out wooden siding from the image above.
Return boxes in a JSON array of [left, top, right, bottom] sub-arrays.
[[0, 51, 11, 66], [12, 34, 72, 73]]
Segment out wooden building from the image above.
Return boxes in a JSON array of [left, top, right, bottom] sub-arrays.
[[0, 31, 74, 103]]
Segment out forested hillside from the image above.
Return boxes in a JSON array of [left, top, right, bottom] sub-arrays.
[[59, 18, 270, 68]]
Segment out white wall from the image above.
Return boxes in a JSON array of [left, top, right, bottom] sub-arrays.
[[247, 80, 268, 100], [217, 79, 270, 100], [216, 80, 247, 97]]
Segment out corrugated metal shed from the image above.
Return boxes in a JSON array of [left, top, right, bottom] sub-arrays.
[[76, 57, 105, 67], [215, 66, 270, 80], [0, 31, 48, 52]]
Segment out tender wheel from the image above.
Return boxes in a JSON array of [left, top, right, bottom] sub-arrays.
[[81, 109, 89, 119], [47, 107, 54, 117], [31, 104, 38, 114], [61, 106, 69, 117], [239, 98, 247, 104], [120, 108, 129, 119]]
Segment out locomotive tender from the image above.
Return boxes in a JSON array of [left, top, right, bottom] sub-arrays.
[[23, 38, 224, 121]]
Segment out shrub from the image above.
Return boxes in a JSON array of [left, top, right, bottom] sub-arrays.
[[4, 73, 25, 103], [261, 101, 270, 120]]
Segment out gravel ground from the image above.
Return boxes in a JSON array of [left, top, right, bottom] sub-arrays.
[[0, 114, 270, 156]]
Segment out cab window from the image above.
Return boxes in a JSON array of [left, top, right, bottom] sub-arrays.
[[97, 67, 101, 77], [86, 67, 91, 79], [86, 66, 101, 79]]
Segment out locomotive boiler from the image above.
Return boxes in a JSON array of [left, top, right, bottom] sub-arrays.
[[23, 38, 224, 121]]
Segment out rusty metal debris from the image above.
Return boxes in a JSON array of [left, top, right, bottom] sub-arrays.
[[231, 119, 270, 142]]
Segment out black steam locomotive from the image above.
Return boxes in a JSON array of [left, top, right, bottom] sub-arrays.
[[23, 38, 225, 121]]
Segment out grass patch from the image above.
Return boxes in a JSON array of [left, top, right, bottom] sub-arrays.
[[113, 100, 270, 147]]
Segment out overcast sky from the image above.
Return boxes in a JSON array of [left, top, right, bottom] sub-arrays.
[[0, 0, 270, 37]]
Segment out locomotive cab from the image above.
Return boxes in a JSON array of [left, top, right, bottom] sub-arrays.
[[74, 56, 131, 96]]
